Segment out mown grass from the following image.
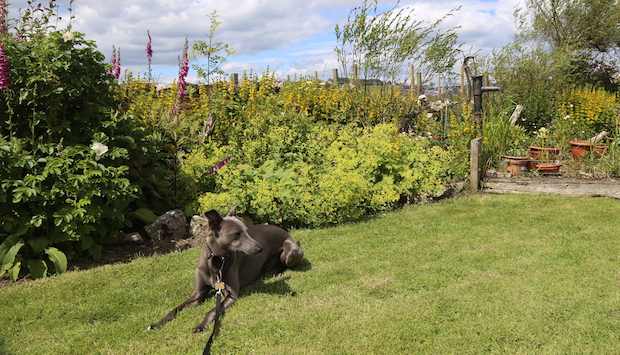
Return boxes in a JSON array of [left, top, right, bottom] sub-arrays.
[[2, 194, 620, 354]]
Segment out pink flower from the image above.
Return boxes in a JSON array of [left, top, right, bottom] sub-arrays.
[[146, 30, 153, 81], [109, 46, 121, 80], [169, 36, 189, 117], [209, 157, 231, 174], [0, 0, 7, 36], [0, 43, 11, 91], [178, 35, 189, 103]]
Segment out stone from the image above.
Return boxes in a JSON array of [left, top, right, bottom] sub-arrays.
[[189, 215, 209, 237], [123, 232, 144, 244], [145, 209, 187, 241]]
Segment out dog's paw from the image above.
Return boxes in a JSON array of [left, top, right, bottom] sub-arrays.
[[192, 326, 206, 334]]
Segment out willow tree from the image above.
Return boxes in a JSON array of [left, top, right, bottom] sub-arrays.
[[334, 0, 461, 86]]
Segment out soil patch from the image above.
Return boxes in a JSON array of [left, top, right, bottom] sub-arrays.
[[0, 235, 206, 288]]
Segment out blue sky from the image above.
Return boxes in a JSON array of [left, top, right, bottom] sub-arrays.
[[8, 0, 523, 84]]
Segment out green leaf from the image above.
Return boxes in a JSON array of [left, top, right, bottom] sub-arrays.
[[45, 247, 67, 274], [1, 221, 12, 233], [28, 259, 48, 279], [30, 214, 45, 228], [1, 239, 25, 273], [29, 236, 51, 254], [8, 261, 22, 281], [133, 208, 159, 224], [81, 235, 94, 251], [89, 243, 102, 261]]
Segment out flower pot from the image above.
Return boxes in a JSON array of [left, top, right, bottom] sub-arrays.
[[501, 155, 531, 176], [569, 140, 608, 160], [535, 163, 562, 176], [529, 146, 561, 161]]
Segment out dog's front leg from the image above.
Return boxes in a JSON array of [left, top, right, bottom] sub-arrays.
[[148, 289, 209, 330], [192, 289, 239, 333]]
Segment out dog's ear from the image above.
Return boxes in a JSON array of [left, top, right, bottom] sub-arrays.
[[204, 210, 223, 231], [226, 205, 239, 218]]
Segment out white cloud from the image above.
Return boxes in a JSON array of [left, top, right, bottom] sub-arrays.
[[7, 0, 523, 83]]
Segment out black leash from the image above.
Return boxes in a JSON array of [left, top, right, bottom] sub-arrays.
[[203, 256, 227, 355]]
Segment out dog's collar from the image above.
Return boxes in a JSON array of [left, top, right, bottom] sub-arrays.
[[206, 244, 231, 274], [206, 244, 230, 259], [209, 254, 227, 271]]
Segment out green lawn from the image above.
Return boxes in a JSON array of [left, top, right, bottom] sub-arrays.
[[2, 194, 620, 354]]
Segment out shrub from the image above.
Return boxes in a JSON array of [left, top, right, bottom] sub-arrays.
[[0, 19, 152, 279], [554, 86, 619, 141], [188, 121, 455, 227]]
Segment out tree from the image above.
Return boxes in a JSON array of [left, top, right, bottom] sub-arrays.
[[334, 0, 461, 85], [515, 0, 620, 91], [191, 11, 236, 84], [519, 0, 620, 52]]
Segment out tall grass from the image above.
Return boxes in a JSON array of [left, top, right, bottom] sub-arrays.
[[2, 194, 620, 354]]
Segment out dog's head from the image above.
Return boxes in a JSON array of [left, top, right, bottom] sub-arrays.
[[204, 206, 263, 256]]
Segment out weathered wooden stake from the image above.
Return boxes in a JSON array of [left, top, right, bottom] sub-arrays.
[[416, 73, 422, 95], [410, 65, 415, 93], [314, 71, 319, 83], [470, 138, 482, 191], [231, 73, 239, 86], [333, 69, 339, 84]]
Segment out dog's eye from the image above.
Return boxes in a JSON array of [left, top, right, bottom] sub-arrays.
[[234, 231, 241, 239]]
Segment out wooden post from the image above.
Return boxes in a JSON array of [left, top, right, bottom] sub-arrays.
[[410, 65, 415, 93], [231, 73, 239, 86], [416, 73, 422, 95], [470, 138, 483, 191], [460, 66, 465, 94], [314, 71, 319, 83], [287, 75, 291, 82], [509, 105, 523, 126], [437, 75, 441, 96], [333, 69, 339, 85]]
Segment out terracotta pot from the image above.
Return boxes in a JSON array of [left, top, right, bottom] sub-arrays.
[[535, 163, 562, 176], [501, 155, 531, 176], [529, 146, 561, 161], [569, 140, 608, 160]]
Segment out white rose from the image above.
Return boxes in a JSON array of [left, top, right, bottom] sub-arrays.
[[62, 31, 74, 42], [91, 142, 109, 160]]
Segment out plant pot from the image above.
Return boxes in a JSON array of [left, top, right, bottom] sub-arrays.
[[569, 140, 608, 160], [535, 163, 562, 176], [529, 146, 561, 161], [501, 155, 532, 176]]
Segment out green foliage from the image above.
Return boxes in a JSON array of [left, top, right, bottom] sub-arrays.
[[0, 6, 158, 280], [191, 10, 236, 84], [0, 127, 139, 280], [482, 104, 529, 168], [490, 42, 575, 132], [1, 31, 118, 143], [520, 0, 620, 52], [487, 0, 620, 134], [186, 120, 455, 227], [554, 86, 619, 141]]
